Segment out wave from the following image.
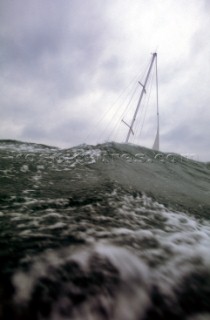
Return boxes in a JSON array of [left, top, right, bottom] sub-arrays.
[[0, 139, 210, 319]]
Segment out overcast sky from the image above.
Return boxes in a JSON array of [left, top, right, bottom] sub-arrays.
[[1, 0, 210, 161]]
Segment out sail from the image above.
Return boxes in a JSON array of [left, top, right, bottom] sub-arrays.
[[152, 127, 159, 151]]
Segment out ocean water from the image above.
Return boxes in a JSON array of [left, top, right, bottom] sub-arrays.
[[0, 139, 210, 320]]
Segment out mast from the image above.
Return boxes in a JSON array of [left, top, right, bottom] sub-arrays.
[[152, 54, 159, 151], [125, 52, 157, 143]]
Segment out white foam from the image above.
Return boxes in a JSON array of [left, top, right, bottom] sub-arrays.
[[47, 222, 66, 229], [40, 212, 62, 219], [20, 165, 29, 172], [13, 244, 151, 320], [10, 187, 210, 318]]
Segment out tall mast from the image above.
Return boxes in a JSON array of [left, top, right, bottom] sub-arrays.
[[152, 54, 159, 151], [125, 52, 157, 143]]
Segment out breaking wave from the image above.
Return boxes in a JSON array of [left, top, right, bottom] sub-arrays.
[[0, 140, 210, 319]]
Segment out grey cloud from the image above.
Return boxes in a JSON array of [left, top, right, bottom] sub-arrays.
[[0, 0, 109, 96], [20, 117, 90, 147], [162, 117, 210, 158], [0, 0, 112, 142], [0, 0, 210, 161]]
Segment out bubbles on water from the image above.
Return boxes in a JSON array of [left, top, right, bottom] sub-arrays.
[[1, 141, 210, 319], [13, 244, 151, 320], [12, 241, 210, 320]]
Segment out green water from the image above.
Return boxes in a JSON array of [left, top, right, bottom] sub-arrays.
[[0, 140, 210, 320]]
